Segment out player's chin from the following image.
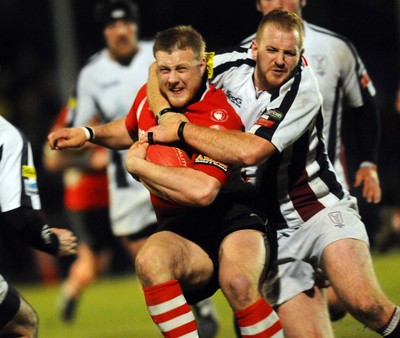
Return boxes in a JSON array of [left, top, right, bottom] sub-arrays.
[[269, 74, 288, 88], [167, 94, 188, 109]]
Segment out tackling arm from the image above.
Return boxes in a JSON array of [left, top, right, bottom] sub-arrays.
[[145, 122, 276, 167]]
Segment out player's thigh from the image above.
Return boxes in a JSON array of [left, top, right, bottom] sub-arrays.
[[219, 230, 267, 282], [277, 286, 334, 338], [138, 231, 213, 281]]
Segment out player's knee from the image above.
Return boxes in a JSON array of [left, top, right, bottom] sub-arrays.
[[346, 296, 381, 323], [220, 274, 254, 307], [135, 247, 168, 285]]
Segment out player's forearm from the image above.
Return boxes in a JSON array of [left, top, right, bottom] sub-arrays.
[[147, 64, 170, 115], [129, 158, 220, 207], [182, 123, 271, 167], [90, 118, 133, 150]]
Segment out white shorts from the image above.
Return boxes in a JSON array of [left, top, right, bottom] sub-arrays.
[[106, 150, 157, 237], [109, 183, 157, 237], [264, 195, 369, 307]]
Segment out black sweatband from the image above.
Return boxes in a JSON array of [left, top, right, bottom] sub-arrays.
[[84, 126, 95, 141], [155, 108, 180, 124], [177, 122, 187, 142], [148, 132, 155, 145]]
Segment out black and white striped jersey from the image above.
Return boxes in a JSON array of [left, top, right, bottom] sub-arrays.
[[0, 115, 41, 213], [208, 49, 349, 230], [240, 21, 378, 188]]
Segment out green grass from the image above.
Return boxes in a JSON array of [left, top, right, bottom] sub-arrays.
[[16, 250, 400, 337]]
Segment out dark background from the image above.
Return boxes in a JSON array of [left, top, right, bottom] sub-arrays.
[[0, 0, 399, 282]]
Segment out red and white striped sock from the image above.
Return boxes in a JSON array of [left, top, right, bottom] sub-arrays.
[[143, 279, 198, 337], [234, 297, 283, 337]]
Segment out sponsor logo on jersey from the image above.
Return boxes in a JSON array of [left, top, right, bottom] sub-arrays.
[[328, 211, 344, 227], [22, 165, 37, 179], [256, 117, 276, 128], [194, 154, 228, 172], [24, 180, 39, 196], [210, 109, 228, 123], [226, 90, 242, 108], [310, 53, 327, 76], [267, 109, 283, 121], [360, 73, 371, 89]]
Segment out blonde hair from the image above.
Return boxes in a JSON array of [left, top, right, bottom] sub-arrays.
[[256, 8, 304, 49], [153, 25, 206, 60]]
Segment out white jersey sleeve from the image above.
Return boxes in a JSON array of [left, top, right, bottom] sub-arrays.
[[73, 58, 100, 126], [0, 116, 41, 213]]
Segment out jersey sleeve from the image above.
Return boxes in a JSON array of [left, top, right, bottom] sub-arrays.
[[125, 84, 148, 139], [69, 68, 98, 127], [0, 124, 41, 213], [340, 40, 376, 108], [339, 41, 380, 163], [248, 63, 323, 152], [192, 154, 230, 185], [207, 47, 254, 88]]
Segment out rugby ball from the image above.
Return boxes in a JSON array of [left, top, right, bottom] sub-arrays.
[[141, 144, 191, 200], [146, 144, 191, 168]]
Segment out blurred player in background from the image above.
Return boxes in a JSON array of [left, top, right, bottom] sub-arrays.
[[43, 95, 117, 323], [61, 0, 218, 334], [241, 0, 381, 321], [0, 114, 77, 337]]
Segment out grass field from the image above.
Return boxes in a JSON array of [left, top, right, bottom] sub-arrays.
[[15, 250, 400, 337]]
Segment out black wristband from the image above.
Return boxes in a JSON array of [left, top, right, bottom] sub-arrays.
[[148, 132, 155, 145], [156, 108, 179, 124], [177, 122, 187, 142], [84, 126, 95, 141]]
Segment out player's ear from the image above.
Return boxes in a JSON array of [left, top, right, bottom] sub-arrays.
[[251, 40, 258, 60], [199, 57, 207, 76], [256, 0, 261, 12]]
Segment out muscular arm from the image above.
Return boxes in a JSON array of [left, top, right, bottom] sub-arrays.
[[48, 117, 133, 151], [125, 142, 221, 206], [144, 61, 275, 165], [147, 122, 276, 167]]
